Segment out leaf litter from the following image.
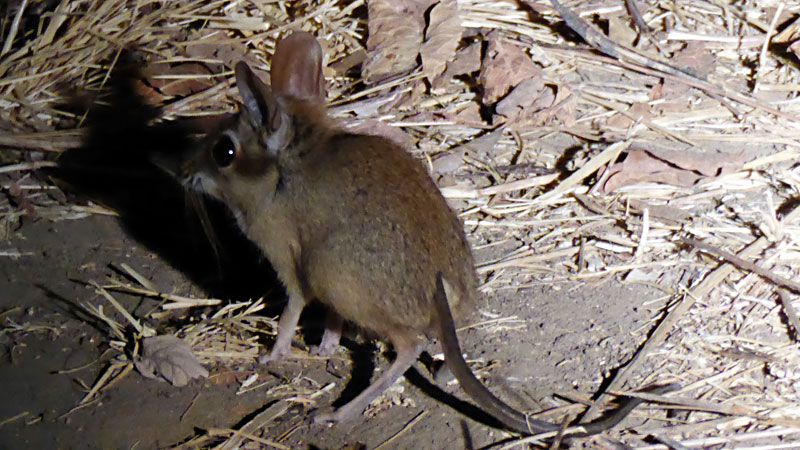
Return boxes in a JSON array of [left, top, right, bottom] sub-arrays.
[[1, 0, 800, 448]]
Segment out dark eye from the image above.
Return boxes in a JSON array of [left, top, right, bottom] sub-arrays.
[[212, 135, 237, 167]]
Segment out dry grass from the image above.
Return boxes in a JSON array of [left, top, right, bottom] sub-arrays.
[[2, 0, 800, 448]]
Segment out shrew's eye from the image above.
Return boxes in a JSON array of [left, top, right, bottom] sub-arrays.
[[212, 135, 237, 167]]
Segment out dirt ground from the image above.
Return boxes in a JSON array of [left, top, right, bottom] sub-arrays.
[[0, 206, 668, 449]]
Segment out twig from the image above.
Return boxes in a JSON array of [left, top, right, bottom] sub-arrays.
[[778, 289, 800, 341], [119, 263, 158, 292], [209, 428, 288, 449], [754, 1, 785, 92], [1, 0, 28, 57], [612, 389, 767, 420], [374, 411, 428, 450], [625, 0, 652, 34], [679, 236, 800, 295], [92, 283, 146, 335], [0, 411, 29, 427], [536, 140, 629, 203], [0, 161, 57, 174]]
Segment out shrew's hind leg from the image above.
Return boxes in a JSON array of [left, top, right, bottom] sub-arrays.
[[309, 311, 344, 357], [312, 330, 422, 424]]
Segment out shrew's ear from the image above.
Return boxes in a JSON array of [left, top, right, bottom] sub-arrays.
[[235, 62, 271, 127], [234, 62, 291, 153], [270, 31, 324, 102]]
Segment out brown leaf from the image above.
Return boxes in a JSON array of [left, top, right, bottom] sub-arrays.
[[628, 199, 691, 223], [363, 0, 435, 84], [607, 15, 637, 47], [606, 102, 652, 129], [135, 335, 209, 387], [432, 149, 467, 174], [499, 84, 576, 130], [330, 49, 368, 75], [449, 102, 485, 127], [649, 82, 663, 101], [674, 42, 715, 78], [394, 80, 427, 111], [8, 180, 35, 221], [647, 148, 745, 177], [144, 62, 216, 98], [185, 32, 260, 73], [439, 41, 481, 80], [495, 76, 545, 117], [479, 32, 542, 105], [553, 87, 578, 127], [420, 0, 462, 89], [602, 149, 701, 193], [661, 42, 715, 99], [530, 84, 558, 111], [600, 148, 746, 193], [460, 127, 505, 155], [521, 85, 572, 128], [132, 79, 168, 106], [422, 101, 485, 127], [432, 127, 505, 174]]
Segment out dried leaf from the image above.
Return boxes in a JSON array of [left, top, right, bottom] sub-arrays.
[[394, 80, 427, 111], [449, 102, 485, 127], [674, 42, 715, 78], [132, 78, 168, 106], [661, 42, 714, 99], [601, 149, 702, 193], [552, 87, 578, 127], [500, 84, 576, 129], [479, 32, 542, 105], [530, 84, 557, 111], [628, 199, 691, 223], [8, 180, 35, 220], [649, 82, 663, 101], [440, 41, 481, 80], [600, 148, 746, 193], [144, 62, 216, 99], [432, 149, 467, 174], [420, 0, 462, 89], [185, 32, 260, 73], [433, 127, 505, 174], [496, 76, 545, 117], [405, 100, 483, 128], [606, 102, 652, 129], [607, 15, 637, 47], [647, 148, 745, 177], [330, 49, 368, 75], [135, 335, 209, 387], [363, 0, 434, 84]]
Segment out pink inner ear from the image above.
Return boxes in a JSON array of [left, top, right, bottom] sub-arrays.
[[271, 32, 324, 102]]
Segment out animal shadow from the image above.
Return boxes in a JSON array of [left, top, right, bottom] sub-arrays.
[[53, 61, 281, 310]]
